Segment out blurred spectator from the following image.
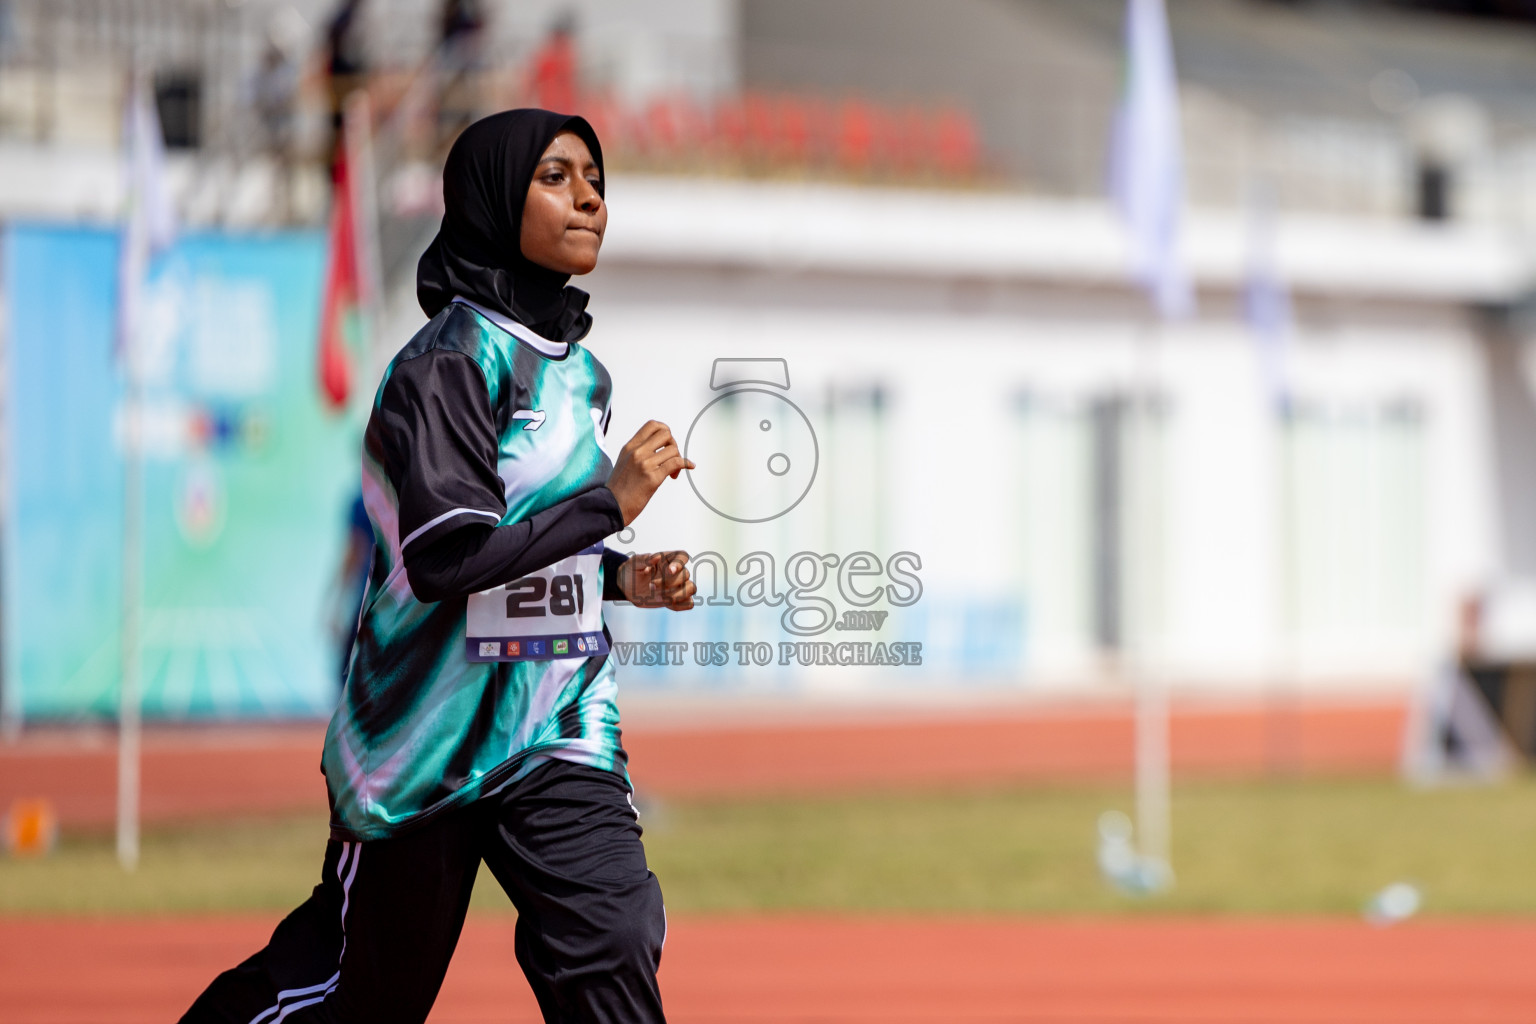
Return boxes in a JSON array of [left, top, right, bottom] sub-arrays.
[[744, 92, 776, 164], [1457, 591, 1485, 667], [253, 33, 300, 221], [529, 13, 578, 115], [331, 491, 375, 690], [837, 99, 876, 174], [436, 0, 486, 152], [778, 96, 812, 165], [324, 0, 370, 177], [440, 0, 485, 53], [1408, 94, 1490, 222], [934, 106, 979, 177]]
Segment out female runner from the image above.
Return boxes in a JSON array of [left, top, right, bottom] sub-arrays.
[[183, 108, 692, 1024]]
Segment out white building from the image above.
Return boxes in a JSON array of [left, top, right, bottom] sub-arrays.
[[564, 176, 1531, 701]]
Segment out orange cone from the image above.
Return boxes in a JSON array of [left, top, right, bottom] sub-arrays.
[[5, 798, 59, 858]]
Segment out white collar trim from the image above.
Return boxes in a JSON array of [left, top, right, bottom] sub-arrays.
[[451, 296, 570, 357]]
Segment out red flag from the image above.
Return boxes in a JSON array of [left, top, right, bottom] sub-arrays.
[[318, 148, 358, 410]]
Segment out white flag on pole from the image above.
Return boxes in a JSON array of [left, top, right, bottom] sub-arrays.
[[115, 72, 175, 872], [1244, 180, 1292, 415], [1109, 0, 1184, 886], [116, 74, 177, 362], [1110, 0, 1193, 319]]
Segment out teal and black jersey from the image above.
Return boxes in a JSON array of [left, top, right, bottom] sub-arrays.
[[323, 300, 627, 841]]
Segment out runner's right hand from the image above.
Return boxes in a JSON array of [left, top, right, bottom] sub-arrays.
[[606, 420, 695, 526]]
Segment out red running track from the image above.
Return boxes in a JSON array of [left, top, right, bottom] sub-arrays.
[[2, 914, 1532, 1023], [0, 698, 1407, 828]]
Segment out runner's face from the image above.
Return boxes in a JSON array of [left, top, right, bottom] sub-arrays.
[[520, 132, 605, 276]]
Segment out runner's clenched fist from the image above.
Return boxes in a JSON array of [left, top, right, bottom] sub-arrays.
[[618, 551, 696, 610]]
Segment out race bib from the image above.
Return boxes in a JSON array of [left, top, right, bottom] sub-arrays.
[[465, 542, 608, 662]]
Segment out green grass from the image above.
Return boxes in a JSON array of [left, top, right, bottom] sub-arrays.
[[5, 776, 1536, 916], [0, 815, 329, 915]]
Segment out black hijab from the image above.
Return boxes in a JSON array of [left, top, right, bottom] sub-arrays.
[[417, 109, 605, 343]]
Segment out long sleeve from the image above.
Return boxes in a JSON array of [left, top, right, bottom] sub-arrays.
[[602, 546, 629, 601], [377, 347, 622, 603], [406, 489, 623, 602]]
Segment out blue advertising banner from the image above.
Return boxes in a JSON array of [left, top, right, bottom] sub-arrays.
[[3, 224, 357, 719]]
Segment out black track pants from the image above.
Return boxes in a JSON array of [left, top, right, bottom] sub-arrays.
[[180, 760, 666, 1024]]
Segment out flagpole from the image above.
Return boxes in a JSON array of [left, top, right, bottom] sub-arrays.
[[117, 330, 144, 872], [115, 69, 174, 872], [1134, 653, 1171, 866], [1110, 0, 1185, 882], [115, 69, 145, 873], [1132, 319, 1169, 871], [1271, 400, 1299, 775], [1245, 176, 1299, 776]]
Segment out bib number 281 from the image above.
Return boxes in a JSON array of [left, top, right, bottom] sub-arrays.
[[465, 543, 605, 662], [505, 574, 586, 618]]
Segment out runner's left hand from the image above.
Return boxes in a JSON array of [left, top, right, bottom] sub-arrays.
[[619, 551, 695, 611]]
